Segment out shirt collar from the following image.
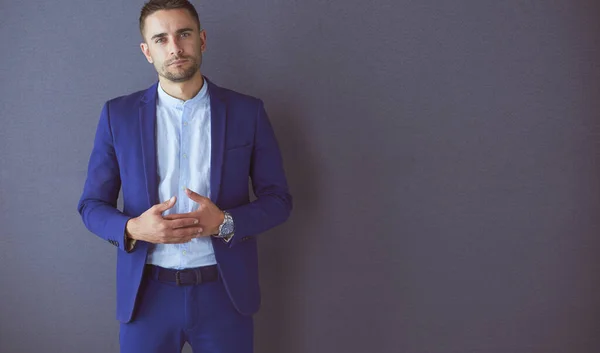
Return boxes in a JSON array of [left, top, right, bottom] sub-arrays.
[[157, 77, 209, 109]]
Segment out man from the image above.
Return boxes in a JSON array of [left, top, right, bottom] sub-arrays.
[[77, 0, 292, 352]]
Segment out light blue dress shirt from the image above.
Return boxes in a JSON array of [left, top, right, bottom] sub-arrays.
[[146, 79, 217, 269]]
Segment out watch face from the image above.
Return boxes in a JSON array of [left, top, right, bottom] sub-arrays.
[[222, 222, 234, 235], [220, 214, 234, 236]]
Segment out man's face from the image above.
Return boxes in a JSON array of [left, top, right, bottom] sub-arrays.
[[140, 9, 206, 82]]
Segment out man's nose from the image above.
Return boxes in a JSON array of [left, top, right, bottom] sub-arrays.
[[169, 38, 183, 55]]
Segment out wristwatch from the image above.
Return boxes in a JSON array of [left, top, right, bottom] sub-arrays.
[[214, 211, 235, 242]]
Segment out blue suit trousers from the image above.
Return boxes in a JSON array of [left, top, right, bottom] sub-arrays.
[[119, 267, 253, 353]]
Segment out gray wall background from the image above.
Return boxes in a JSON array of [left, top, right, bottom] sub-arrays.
[[1, 0, 600, 352]]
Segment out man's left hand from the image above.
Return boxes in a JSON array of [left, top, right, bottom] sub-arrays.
[[163, 188, 225, 236]]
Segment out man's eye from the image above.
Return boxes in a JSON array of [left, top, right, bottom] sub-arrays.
[[181, 32, 190, 37], [155, 38, 165, 44]]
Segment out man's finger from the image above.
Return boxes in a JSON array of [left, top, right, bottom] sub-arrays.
[[196, 229, 214, 237], [171, 226, 204, 239], [154, 196, 176, 213], [185, 188, 206, 203], [163, 212, 195, 220], [167, 217, 200, 229]]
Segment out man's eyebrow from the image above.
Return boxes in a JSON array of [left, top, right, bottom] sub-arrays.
[[176, 28, 195, 34], [150, 28, 195, 41]]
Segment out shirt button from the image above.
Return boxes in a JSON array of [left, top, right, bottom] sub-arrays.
[[183, 153, 188, 159], [183, 122, 188, 126], [182, 251, 186, 255]]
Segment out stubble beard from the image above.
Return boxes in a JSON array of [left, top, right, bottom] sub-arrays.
[[159, 54, 202, 83]]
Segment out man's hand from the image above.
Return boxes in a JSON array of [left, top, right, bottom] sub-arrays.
[[126, 196, 205, 244], [163, 188, 225, 236]]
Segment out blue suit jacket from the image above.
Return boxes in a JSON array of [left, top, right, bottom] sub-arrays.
[[78, 78, 292, 323]]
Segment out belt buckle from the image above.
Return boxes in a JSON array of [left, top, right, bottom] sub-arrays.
[[174, 268, 203, 286], [175, 271, 182, 286]]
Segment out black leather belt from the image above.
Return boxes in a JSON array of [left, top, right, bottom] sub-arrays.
[[146, 264, 219, 286]]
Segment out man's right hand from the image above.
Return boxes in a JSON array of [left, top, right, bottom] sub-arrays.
[[125, 196, 204, 244]]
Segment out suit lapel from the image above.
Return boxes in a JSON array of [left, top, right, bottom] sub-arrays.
[[207, 78, 226, 204], [139, 82, 159, 208]]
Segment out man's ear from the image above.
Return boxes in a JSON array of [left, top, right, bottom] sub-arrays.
[[200, 30, 207, 53], [140, 43, 153, 64]]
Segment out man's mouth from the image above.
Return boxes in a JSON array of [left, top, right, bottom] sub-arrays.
[[169, 59, 188, 66]]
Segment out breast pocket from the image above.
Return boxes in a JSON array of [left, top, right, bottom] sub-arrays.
[[223, 144, 253, 174], [225, 142, 253, 152]]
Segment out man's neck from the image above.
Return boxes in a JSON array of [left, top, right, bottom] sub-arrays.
[[159, 72, 205, 101]]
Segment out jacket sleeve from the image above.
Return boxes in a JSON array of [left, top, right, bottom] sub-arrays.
[[77, 101, 133, 253], [225, 101, 293, 247]]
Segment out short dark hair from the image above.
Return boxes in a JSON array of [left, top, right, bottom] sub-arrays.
[[139, 0, 201, 40]]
